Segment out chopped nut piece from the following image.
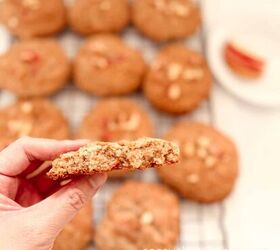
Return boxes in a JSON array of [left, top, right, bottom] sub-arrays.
[[94, 57, 109, 69], [99, 0, 111, 11], [20, 102, 33, 113], [186, 174, 200, 184], [183, 142, 195, 157], [89, 41, 107, 53], [140, 211, 154, 225], [170, 2, 190, 17], [22, 0, 40, 10], [151, 61, 163, 71], [168, 84, 181, 100], [125, 113, 140, 131], [167, 63, 183, 81], [153, 0, 165, 11], [183, 68, 204, 81], [204, 156, 216, 168], [196, 147, 208, 159], [7, 17, 19, 28], [197, 136, 210, 148], [8, 120, 32, 137]]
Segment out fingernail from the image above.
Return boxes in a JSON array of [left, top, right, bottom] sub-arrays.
[[88, 173, 107, 189]]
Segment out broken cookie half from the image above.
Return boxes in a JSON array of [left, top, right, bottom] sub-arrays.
[[47, 138, 180, 180]]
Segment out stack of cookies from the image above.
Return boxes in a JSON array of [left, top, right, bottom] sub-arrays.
[[0, 0, 239, 249]]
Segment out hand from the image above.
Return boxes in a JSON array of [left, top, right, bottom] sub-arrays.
[[0, 137, 107, 250]]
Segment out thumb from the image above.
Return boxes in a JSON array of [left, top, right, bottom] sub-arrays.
[[27, 173, 107, 237]]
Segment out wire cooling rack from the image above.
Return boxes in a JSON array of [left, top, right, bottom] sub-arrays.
[[0, 1, 228, 249]]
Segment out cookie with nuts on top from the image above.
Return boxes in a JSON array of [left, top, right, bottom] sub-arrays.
[[77, 98, 154, 177], [0, 99, 70, 150], [144, 44, 212, 114], [0, 39, 70, 98], [53, 203, 93, 250], [0, 0, 66, 39], [157, 121, 238, 203], [74, 35, 146, 96], [94, 181, 180, 250], [132, 0, 200, 42], [68, 0, 130, 35]]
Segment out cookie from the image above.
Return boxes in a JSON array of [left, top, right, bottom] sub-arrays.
[[48, 138, 180, 180], [74, 35, 146, 96], [68, 0, 130, 35], [157, 121, 239, 203], [95, 181, 180, 250], [0, 99, 70, 150], [0, 0, 66, 39], [0, 39, 70, 98], [132, 0, 200, 42], [78, 98, 153, 142], [77, 98, 154, 178], [144, 44, 212, 114], [53, 203, 93, 250]]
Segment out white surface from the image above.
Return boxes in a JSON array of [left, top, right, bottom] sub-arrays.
[[203, 0, 280, 249], [208, 28, 280, 107]]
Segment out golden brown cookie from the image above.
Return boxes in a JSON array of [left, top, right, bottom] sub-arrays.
[[0, 39, 70, 98], [157, 121, 239, 203], [144, 44, 212, 114], [77, 98, 154, 178], [132, 0, 200, 42], [74, 35, 146, 96], [53, 203, 93, 250], [77, 98, 154, 142], [48, 138, 180, 180], [68, 0, 130, 35], [0, 99, 70, 150], [94, 181, 180, 250], [0, 0, 66, 39]]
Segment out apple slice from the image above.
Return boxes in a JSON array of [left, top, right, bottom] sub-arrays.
[[224, 41, 265, 79]]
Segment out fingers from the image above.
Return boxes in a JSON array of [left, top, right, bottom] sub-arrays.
[[0, 137, 88, 177], [27, 174, 107, 235]]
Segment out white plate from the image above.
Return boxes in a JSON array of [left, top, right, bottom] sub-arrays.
[[207, 27, 280, 108]]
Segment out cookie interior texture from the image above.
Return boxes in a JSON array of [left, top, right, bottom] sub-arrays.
[[48, 138, 180, 180]]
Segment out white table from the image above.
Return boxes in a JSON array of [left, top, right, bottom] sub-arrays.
[[203, 0, 280, 248]]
